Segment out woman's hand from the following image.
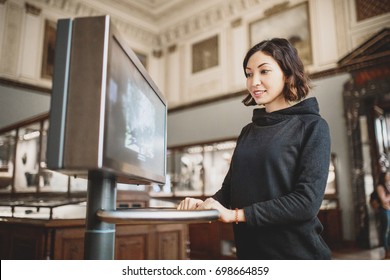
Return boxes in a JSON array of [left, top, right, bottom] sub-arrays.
[[177, 197, 246, 224], [177, 197, 204, 210], [196, 198, 235, 223]]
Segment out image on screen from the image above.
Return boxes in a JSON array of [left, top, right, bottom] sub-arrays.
[[104, 38, 166, 181]]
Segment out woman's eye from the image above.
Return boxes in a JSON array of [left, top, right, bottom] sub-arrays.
[[246, 73, 253, 77], [261, 69, 270, 74]]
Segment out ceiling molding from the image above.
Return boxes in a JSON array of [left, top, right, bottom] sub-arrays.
[[32, 0, 160, 46], [159, 0, 263, 44], [30, 0, 276, 47]]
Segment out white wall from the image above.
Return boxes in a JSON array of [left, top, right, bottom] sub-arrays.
[[168, 95, 252, 147]]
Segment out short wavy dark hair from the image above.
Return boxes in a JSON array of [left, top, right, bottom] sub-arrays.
[[242, 38, 311, 106]]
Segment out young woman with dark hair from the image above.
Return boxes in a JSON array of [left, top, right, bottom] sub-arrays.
[[178, 38, 331, 259]]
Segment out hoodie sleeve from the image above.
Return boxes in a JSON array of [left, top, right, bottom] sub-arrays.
[[244, 118, 331, 227], [212, 165, 232, 208], [212, 124, 251, 208]]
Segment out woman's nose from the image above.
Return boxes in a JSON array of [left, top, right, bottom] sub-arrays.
[[252, 75, 261, 87]]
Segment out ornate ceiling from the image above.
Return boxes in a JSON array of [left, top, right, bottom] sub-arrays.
[[97, 0, 189, 17], [93, 0, 219, 28], [31, 0, 263, 46]]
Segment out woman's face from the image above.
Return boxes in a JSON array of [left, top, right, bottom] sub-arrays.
[[245, 51, 288, 112]]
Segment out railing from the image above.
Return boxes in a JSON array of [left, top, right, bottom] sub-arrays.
[[97, 208, 219, 225]]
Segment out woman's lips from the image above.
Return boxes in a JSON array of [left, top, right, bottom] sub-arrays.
[[253, 90, 266, 97]]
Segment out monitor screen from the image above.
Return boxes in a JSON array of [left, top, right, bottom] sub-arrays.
[[104, 38, 166, 182]]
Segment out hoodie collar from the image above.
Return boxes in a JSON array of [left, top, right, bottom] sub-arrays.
[[252, 97, 320, 126]]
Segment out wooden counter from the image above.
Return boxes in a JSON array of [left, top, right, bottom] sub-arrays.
[[0, 217, 188, 260]]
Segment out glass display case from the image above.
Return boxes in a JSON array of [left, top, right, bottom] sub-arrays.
[[15, 121, 42, 191], [163, 141, 339, 209], [0, 113, 87, 195], [163, 140, 236, 197], [0, 129, 16, 191]]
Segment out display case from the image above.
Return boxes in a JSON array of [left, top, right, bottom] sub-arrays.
[[0, 129, 15, 190], [164, 142, 339, 202], [0, 113, 87, 196], [162, 140, 236, 198]]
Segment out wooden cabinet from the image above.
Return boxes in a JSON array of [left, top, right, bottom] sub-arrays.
[[53, 226, 85, 260], [115, 224, 189, 260], [0, 210, 343, 260], [0, 219, 188, 260], [189, 222, 218, 259], [317, 208, 343, 249], [155, 224, 188, 259], [115, 225, 151, 260], [189, 221, 235, 259], [0, 223, 49, 259]]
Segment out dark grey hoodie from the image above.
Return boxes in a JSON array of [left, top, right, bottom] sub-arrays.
[[213, 97, 331, 259]]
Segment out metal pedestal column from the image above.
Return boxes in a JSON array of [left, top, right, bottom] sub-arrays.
[[84, 170, 116, 260]]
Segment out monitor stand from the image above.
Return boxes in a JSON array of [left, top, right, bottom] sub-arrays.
[[84, 170, 116, 260]]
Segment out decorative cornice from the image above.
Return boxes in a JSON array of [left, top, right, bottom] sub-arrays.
[[111, 18, 158, 46], [27, 0, 286, 47], [264, 1, 289, 17], [159, 0, 263, 45], [32, 0, 159, 46], [25, 2, 41, 16], [152, 49, 163, 58], [231, 18, 242, 28], [20, 0, 300, 48], [168, 44, 177, 53]]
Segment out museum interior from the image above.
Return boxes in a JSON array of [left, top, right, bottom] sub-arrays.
[[0, 0, 389, 260]]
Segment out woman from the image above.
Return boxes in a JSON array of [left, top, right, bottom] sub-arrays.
[[178, 38, 331, 259], [376, 171, 390, 259]]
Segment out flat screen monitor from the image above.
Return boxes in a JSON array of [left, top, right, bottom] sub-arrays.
[[47, 15, 167, 185]]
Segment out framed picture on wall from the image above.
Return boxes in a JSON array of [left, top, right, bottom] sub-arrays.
[[249, 2, 312, 65], [41, 20, 57, 79], [192, 35, 219, 73]]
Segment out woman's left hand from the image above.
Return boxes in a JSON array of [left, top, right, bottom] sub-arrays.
[[196, 198, 235, 223]]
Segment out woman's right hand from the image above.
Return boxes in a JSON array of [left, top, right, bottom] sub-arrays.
[[177, 197, 204, 210]]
